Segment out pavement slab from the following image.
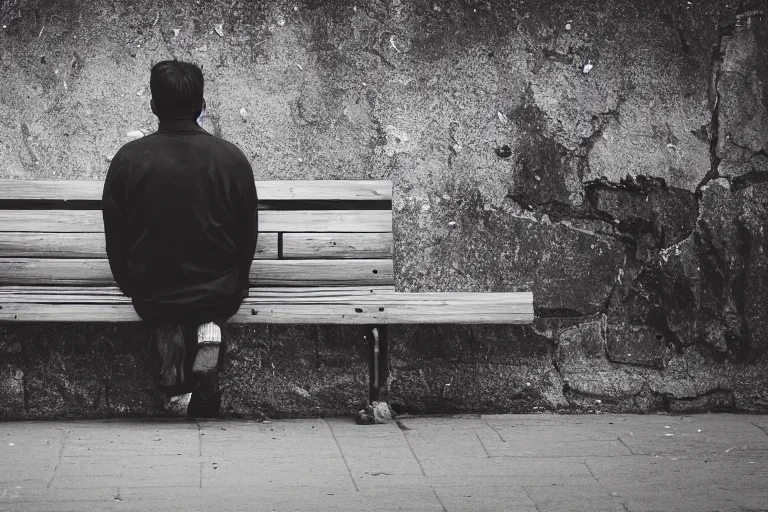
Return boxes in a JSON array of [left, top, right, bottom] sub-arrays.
[[1, 414, 767, 511]]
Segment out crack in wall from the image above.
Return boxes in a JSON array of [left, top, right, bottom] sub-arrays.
[[730, 169, 768, 191], [546, 11, 740, 384], [698, 20, 726, 197]]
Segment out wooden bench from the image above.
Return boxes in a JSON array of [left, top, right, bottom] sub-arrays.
[[0, 180, 534, 403]]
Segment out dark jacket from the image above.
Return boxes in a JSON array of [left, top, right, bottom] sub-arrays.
[[102, 117, 258, 324]]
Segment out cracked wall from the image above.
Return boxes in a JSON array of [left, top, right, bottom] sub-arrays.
[[1, 0, 767, 418]]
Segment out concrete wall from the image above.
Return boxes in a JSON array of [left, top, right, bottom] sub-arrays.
[[1, 0, 767, 418]]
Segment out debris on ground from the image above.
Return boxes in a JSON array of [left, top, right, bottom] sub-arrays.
[[355, 401, 394, 424], [214, 24, 224, 37], [173, 28, 180, 37], [126, 130, 144, 138], [390, 35, 401, 53], [495, 144, 512, 159], [292, 385, 311, 399], [582, 60, 593, 73]]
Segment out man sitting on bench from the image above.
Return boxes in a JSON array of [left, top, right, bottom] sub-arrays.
[[101, 58, 259, 417]]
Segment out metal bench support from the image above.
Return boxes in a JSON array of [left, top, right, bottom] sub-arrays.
[[364, 324, 388, 403]]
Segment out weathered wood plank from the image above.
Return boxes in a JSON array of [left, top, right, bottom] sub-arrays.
[[258, 181, 392, 201], [0, 210, 104, 232], [0, 290, 534, 323], [0, 286, 532, 305], [0, 210, 392, 233], [0, 180, 392, 201], [282, 233, 393, 259], [0, 259, 394, 286], [0, 285, 395, 296], [239, 300, 534, 323], [259, 210, 392, 232], [0, 232, 279, 259]]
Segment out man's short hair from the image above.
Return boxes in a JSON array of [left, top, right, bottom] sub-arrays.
[[150, 59, 204, 119]]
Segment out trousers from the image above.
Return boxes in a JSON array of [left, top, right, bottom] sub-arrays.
[[147, 316, 229, 397]]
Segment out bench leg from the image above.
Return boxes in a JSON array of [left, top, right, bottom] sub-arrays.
[[364, 324, 388, 404]]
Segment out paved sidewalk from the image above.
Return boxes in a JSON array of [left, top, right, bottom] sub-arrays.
[[0, 414, 766, 512]]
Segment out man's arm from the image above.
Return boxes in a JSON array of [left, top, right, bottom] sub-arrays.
[[236, 168, 258, 297], [101, 154, 132, 297]]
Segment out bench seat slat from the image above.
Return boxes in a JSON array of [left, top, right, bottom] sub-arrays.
[[282, 233, 393, 259], [0, 210, 392, 233], [0, 232, 279, 259], [0, 287, 532, 305], [0, 288, 533, 324], [0, 259, 394, 286], [0, 285, 394, 295], [0, 180, 392, 202]]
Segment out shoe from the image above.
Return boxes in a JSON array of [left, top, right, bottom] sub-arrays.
[[187, 389, 222, 419], [192, 322, 221, 377], [163, 392, 192, 418], [187, 368, 222, 418]]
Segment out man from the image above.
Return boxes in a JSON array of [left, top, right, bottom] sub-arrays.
[[102, 59, 258, 417]]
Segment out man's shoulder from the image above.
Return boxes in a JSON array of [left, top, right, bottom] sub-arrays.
[[118, 131, 250, 165], [183, 131, 251, 167], [110, 138, 143, 166], [112, 132, 161, 159], [215, 137, 250, 165]]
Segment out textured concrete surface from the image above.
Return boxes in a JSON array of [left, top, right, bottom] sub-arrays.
[[1, 0, 768, 418], [0, 414, 767, 511]]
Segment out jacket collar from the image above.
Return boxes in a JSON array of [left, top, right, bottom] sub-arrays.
[[157, 117, 206, 133]]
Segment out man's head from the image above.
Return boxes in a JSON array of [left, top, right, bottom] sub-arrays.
[[150, 59, 206, 121]]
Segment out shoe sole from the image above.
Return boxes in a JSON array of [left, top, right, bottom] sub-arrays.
[[192, 343, 220, 375]]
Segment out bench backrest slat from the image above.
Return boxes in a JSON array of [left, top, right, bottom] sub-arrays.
[[0, 180, 392, 202], [0, 180, 393, 287], [0, 210, 392, 233], [0, 232, 280, 259], [0, 259, 393, 286], [282, 233, 393, 259]]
